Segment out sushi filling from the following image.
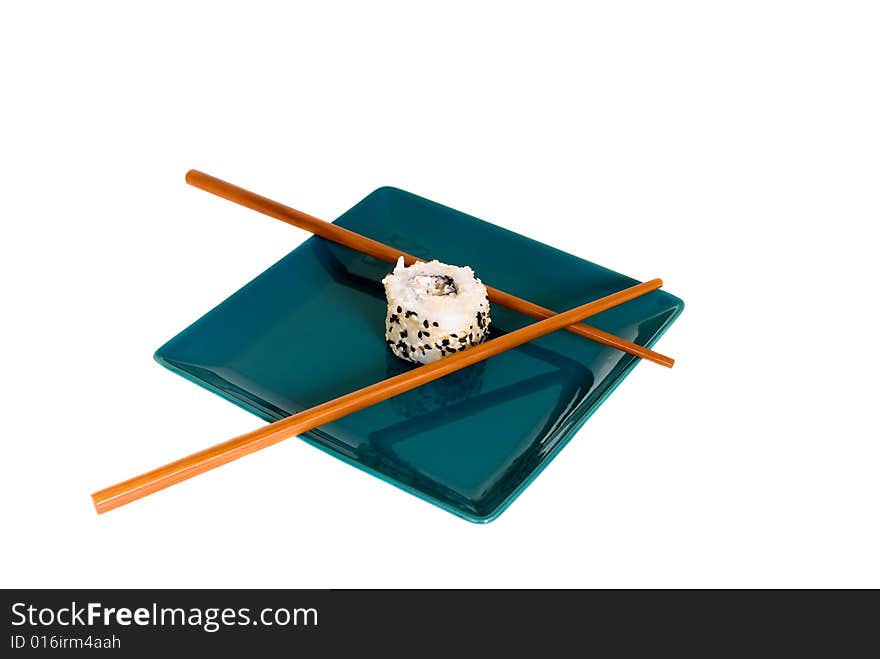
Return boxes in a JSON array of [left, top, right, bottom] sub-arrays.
[[410, 274, 457, 297]]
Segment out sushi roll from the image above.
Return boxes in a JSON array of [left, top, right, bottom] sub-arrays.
[[382, 257, 491, 364]]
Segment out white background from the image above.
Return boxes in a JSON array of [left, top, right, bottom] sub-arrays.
[[1, 2, 877, 588]]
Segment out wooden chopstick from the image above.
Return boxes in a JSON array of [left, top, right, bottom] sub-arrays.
[[92, 278, 662, 514], [185, 170, 674, 368]]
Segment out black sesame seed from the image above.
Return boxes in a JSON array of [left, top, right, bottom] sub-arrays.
[[450, 333, 457, 338], [389, 314, 400, 324], [447, 346, 457, 353], [397, 306, 402, 313], [442, 339, 450, 346], [423, 319, 429, 328], [405, 310, 418, 318], [418, 331, 422, 338], [425, 344, 432, 350], [400, 330, 407, 338], [422, 331, 430, 338], [433, 321, 439, 327]]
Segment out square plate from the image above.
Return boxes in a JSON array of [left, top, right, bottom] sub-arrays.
[[155, 187, 684, 522]]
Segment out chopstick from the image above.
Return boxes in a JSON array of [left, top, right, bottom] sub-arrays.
[[185, 170, 674, 368], [92, 278, 662, 514]]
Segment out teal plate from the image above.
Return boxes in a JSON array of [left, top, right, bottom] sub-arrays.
[[155, 187, 684, 522]]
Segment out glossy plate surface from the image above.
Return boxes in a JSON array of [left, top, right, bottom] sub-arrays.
[[155, 187, 684, 522]]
